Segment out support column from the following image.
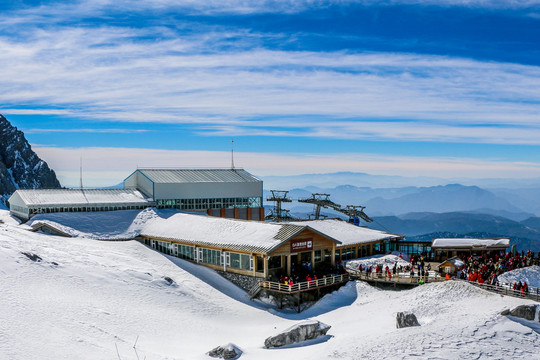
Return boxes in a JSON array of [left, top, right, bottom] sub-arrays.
[[264, 256, 269, 279], [259, 207, 265, 221], [234, 208, 239, 219], [247, 207, 252, 220], [311, 249, 315, 272], [287, 255, 292, 276], [370, 243, 373, 256], [331, 246, 336, 266]]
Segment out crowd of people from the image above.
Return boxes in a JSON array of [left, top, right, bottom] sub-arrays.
[[454, 250, 538, 291]]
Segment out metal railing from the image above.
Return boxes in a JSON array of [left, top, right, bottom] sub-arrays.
[[258, 274, 349, 294], [465, 281, 539, 302]]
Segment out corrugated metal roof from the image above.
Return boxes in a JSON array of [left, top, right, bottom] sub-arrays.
[[140, 213, 340, 254], [137, 168, 261, 184], [432, 238, 510, 249], [288, 219, 403, 247], [14, 189, 153, 207]]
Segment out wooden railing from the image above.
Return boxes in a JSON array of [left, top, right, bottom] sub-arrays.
[[258, 274, 349, 294], [466, 281, 539, 302]]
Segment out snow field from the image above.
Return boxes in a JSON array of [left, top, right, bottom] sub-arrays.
[[499, 265, 540, 289], [0, 210, 539, 359]]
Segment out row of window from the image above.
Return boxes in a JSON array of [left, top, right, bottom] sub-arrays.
[[156, 197, 262, 210], [148, 240, 254, 271], [27, 204, 149, 215]]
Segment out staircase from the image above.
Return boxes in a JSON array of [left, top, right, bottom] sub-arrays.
[[248, 280, 262, 299]]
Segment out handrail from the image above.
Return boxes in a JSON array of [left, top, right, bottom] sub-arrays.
[[260, 274, 349, 293]]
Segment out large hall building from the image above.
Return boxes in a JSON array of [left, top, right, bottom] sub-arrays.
[[8, 168, 264, 221]]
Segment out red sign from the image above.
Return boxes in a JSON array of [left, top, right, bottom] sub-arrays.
[[290, 238, 313, 252]]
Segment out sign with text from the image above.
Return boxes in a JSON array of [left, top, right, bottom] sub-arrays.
[[290, 238, 313, 253]]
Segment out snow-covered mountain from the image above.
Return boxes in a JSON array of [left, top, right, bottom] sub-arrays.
[[0, 114, 60, 202], [0, 209, 538, 359]]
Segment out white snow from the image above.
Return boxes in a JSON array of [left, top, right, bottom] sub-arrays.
[[141, 212, 304, 253], [289, 219, 401, 246], [12, 188, 151, 206], [346, 254, 411, 272], [0, 209, 539, 359], [499, 266, 540, 288], [28, 208, 173, 240]]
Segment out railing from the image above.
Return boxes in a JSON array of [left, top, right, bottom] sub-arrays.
[[248, 281, 261, 299], [465, 281, 539, 302], [259, 274, 349, 294], [349, 270, 446, 284]]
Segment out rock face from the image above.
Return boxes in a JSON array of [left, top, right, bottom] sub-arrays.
[[264, 320, 331, 348], [507, 305, 538, 321], [396, 312, 421, 328], [208, 343, 241, 359], [0, 114, 60, 201]]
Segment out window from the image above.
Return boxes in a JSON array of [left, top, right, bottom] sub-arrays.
[[202, 248, 221, 266], [268, 256, 282, 269], [314, 250, 322, 262], [256, 256, 264, 272], [229, 252, 252, 271]]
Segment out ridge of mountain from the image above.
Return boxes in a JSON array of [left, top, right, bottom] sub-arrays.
[[0, 114, 61, 202]]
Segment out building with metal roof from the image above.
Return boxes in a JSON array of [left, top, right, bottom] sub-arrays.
[[140, 212, 343, 279], [123, 168, 264, 220], [9, 168, 264, 221], [431, 238, 510, 261], [8, 189, 153, 220]]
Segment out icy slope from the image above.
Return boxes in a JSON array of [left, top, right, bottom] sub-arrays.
[[1, 216, 538, 359], [27, 208, 176, 239], [499, 265, 540, 288]]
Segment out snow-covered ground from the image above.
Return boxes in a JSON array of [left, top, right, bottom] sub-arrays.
[[345, 254, 411, 273], [27, 208, 179, 239], [1, 209, 539, 359], [499, 266, 540, 288]]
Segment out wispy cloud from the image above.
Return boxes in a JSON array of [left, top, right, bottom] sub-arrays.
[[33, 145, 540, 187], [1, 1, 539, 146], [25, 128, 150, 134]]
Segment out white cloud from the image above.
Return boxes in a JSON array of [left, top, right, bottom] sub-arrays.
[[33, 145, 540, 187], [1, 2, 539, 146]]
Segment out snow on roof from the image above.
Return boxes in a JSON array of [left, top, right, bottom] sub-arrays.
[[13, 189, 152, 207], [288, 219, 402, 247], [141, 213, 340, 254], [432, 238, 510, 249], [136, 168, 261, 184], [440, 256, 466, 268]]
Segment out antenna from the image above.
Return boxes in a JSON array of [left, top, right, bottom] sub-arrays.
[[79, 155, 83, 190], [231, 140, 235, 169]]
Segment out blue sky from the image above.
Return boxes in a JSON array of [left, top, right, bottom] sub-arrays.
[[1, 0, 540, 186]]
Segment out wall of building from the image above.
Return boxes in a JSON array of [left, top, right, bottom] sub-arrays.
[[124, 171, 154, 198], [152, 181, 262, 200]]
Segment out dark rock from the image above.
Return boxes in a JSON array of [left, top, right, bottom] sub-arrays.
[[163, 276, 174, 285], [396, 312, 421, 328], [508, 305, 538, 321], [208, 343, 241, 359], [0, 114, 61, 202], [21, 252, 42, 262], [500, 309, 510, 316], [264, 320, 331, 348]]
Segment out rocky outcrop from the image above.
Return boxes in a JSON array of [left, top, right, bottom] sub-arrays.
[[396, 312, 421, 328], [0, 114, 60, 201], [264, 320, 331, 348], [502, 305, 538, 321], [208, 343, 241, 359]]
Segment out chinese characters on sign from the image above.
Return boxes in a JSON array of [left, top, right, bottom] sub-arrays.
[[290, 238, 313, 252]]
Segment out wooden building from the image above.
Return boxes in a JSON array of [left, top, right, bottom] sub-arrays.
[[140, 213, 403, 279], [438, 256, 466, 275]]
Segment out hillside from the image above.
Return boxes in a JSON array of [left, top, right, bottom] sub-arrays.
[[0, 213, 538, 359], [0, 114, 60, 202]]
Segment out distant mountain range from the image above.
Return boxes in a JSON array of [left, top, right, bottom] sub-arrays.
[[0, 114, 60, 203]]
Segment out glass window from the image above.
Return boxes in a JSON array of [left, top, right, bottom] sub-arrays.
[[314, 250, 322, 262], [268, 256, 282, 269], [230, 253, 240, 269]]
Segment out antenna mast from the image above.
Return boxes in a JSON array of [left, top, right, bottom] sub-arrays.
[[79, 155, 83, 190], [231, 140, 235, 169]]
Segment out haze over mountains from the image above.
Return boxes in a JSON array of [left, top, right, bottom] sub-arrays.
[[261, 175, 540, 251]]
